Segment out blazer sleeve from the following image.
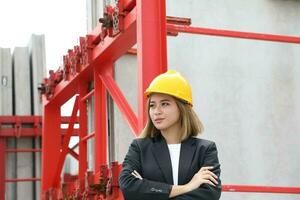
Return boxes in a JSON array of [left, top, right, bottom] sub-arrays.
[[119, 139, 172, 200], [171, 142, 222, 200]]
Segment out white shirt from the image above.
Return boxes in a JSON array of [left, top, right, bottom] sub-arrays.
[[167, 143, 181, 185]]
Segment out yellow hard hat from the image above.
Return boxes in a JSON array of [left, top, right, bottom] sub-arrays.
[[144, 70, 193, 105]]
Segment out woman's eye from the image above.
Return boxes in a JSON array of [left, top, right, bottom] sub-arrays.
[[149, 104, 154, 108], [161, 102, 169, 106]]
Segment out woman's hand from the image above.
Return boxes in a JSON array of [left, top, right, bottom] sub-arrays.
[[185, 166, 218, 192], [131, 170, 143, 180]]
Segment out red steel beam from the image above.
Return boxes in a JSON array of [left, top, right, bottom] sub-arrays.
[[45, 7, 137, 107], [124, 0, 136, 12], [166, 24, 300, 44], [5, 178, 41, 183], [222, 185, 300, 194], [99, 71, 138, 135], [137, 0, 168, 132], [52, 96, 79, 187], [80, 89, 94, 102], [78, 82, 88, 192], [80, 132, 95, 142], [42, 103, 61, 192], [94, 66, 108, 179], [5, 148, 41, 153], [67, 148, 79, 160], [0, 139, 5, 200], [0, 116, 77, 123], [0, 128, 79, 137]]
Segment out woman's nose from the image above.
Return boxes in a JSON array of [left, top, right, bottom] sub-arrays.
[[153, 106, 162, 115]]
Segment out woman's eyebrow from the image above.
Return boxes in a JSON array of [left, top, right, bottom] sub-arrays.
[[160, 99, 171, 102], [150, 99, 170, 103]]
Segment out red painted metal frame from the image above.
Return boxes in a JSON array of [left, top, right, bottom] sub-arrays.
[[41, 0, 167, 198], [223, 185, 300, 194], [166, 24, 300, 44], [39, 0, 300, 199], [5, 148, 42, 153], [5, 178, 41, 183], [0, 116, 79, 137], [0, 139, 5, 200]]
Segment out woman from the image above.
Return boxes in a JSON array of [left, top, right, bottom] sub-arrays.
[[119, 70, 221, 200]]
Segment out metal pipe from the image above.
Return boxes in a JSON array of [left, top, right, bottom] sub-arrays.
[[166, 24, 300, 44], [222, 185, 300, 194]]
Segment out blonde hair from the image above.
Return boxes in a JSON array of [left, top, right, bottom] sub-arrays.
[[139, 96, 204, 140]]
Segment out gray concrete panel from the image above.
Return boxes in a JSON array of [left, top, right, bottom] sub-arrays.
[[86, 0, 104, 32], [0, 48, 13, 115], [13, 47, 34, 200], [0, 48, 16, 200], [114, 55, 137, 162], [28, 34, 46, 200]]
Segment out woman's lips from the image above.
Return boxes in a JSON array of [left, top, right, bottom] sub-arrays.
[[154, 118, 164, 123]]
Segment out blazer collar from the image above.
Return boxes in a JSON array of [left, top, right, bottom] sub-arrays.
[[178, 137, 196, 185], [151, 134, 197, 185], [151, 134, 173, 184]]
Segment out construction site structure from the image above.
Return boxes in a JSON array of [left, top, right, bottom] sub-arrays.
[[1, 0, 300, 199]]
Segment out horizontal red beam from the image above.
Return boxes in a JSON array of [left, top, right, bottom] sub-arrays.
[[222, 185, 300, 194], [167, 24, 300, 44], [5, 148, 41, 153], [5, 178, 41, 182], [0, 128, 79, 137], [0, 116, 79, 123]]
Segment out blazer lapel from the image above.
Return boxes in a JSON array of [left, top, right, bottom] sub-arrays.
[[151, 135, 173, 184], [178, 137, 196, 185]]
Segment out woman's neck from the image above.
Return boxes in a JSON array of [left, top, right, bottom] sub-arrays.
[[160, 123, 181, 144]]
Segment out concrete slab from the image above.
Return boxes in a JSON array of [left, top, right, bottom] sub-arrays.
[[13, 47, 34, 200], [28, 34, 46, 200], [0, 48, 16, 200]]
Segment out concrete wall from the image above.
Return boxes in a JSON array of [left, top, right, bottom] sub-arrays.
[[86, 1, 300, 199], [167, 1, 300, 200]]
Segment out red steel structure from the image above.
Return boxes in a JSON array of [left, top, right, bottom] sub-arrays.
[[1, 0, 300, 199], [39, 0, 300, 199], [0, 116, 79, 200]]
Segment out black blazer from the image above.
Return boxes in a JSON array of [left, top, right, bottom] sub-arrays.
[[119, 134, 221, 200]]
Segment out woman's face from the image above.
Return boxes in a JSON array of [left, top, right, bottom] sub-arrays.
[[149, 93, 181, 132]]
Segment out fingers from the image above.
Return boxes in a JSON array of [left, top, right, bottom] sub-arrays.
[[197, 166, 219, 186], [131, 170, 143, 180], [199, 166, 218, 179], [202, 173, 218, 185], [202, 179, 216, 187], [199, 166, 214, 172]]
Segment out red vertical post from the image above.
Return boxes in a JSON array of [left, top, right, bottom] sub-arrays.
[[0, 139, 5, 200], [78, 80, 88, 191], [42, 104, 61, 192], [94, 65, 108, 178], [137, 0, 168, 132]]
